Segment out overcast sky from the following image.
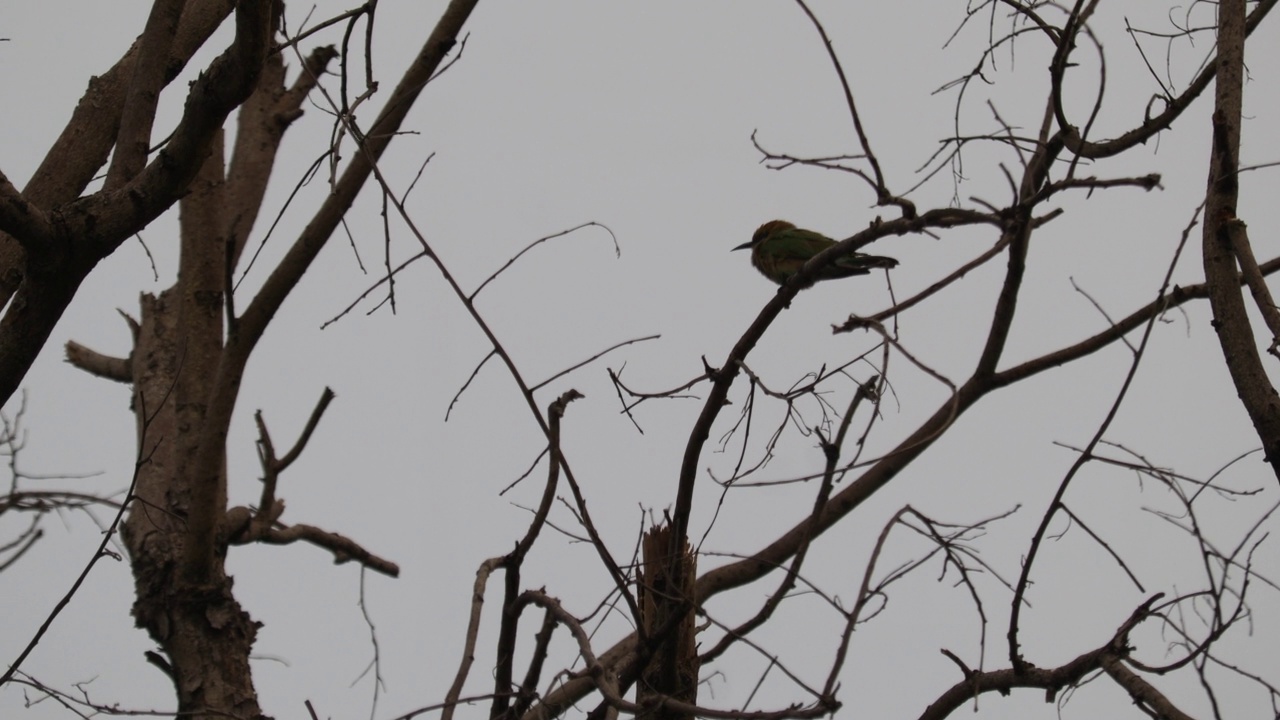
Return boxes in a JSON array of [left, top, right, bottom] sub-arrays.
[[2, 3, 1279, 719]]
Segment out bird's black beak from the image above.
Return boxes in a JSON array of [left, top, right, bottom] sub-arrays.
[[731, 241, 753, 252]]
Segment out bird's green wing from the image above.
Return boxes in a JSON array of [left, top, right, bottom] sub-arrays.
[[761, 227, 837, 259]]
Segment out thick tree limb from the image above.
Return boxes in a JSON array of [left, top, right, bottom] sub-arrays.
[[239, 0, 480, 348], [0, 0, 270, 410], [0, 171, 52, 246], [105, 0, 186, 190], [1201, 0, 1280, 482], [182, 0, 479, 582], [0, 0, 236, 304]]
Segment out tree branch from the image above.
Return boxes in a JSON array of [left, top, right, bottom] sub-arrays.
[[1200, 0, 1280, 482]]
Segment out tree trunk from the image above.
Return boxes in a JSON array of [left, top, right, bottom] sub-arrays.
[[638, 526, 698, 720]]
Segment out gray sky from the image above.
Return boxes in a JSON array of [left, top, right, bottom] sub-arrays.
[[2, 2, 1279, 718]]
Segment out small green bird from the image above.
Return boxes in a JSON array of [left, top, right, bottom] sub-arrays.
[[733, 220, 898, 286]]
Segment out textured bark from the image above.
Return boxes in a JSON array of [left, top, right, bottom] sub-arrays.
[[1201, 0, 1280, 481], [0, 0, 236, 305], [124, 314, 260, 716], [120, 146, 261, 718], [99, 2, 477, 714], [638, 526, 698, 719], [0, 0, 269, 408], [105, 0, 187, 190]]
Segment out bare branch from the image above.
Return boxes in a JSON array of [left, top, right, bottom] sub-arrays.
[[1200, 0, 1280, 483], [252, 522, 400, 577], [64, 341, 131, 383]]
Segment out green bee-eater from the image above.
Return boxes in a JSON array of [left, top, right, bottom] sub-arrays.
[[733, 220, 898, 286]]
